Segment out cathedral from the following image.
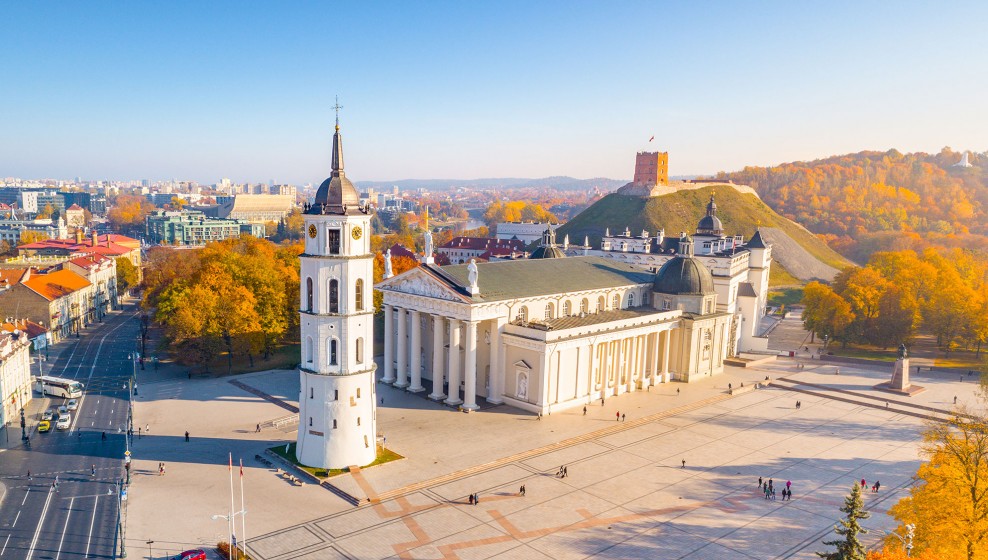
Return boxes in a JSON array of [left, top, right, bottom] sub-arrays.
[[377, 198, 772, 415]]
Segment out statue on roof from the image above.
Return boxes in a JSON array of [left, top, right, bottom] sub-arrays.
[[467, 258, 478, 288], [384, 248, 394, 279]]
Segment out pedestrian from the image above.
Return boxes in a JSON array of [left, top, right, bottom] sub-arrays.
[[383, 436, 387, 447], [537, 412, 542, 421], [860, 478, 866, 488], [185, 430, 190, 442], [601, 397, 605, 406], [145, 424, 149, 433], [256, 423, 261, 433], [160, 463, 165, 476], [469, 494, 474, 505], [520, 485, 526, 496], [960, 375, 964, 382], [381, 397, 384, 405], [621, 413, 626, 422], [835, 368, 840, 375], [474, 493, 479, 505], [758, 476, 763, 489], [874, 480, 881, 492], [138, 427, 141, 439], [583, 406, 587, 416], [768, 479, 773, 490], [563, 466, 568, 478], [27, 470, 31, 480], [954, 396, 958, 405], [677, 388, 680, 395], [764, 486, 770, 499], [771, 487, 776, 500], [53, 481, 58, 492], [616, 411, 620, 421], [786, 480, 791, 489], [681, 459, 686, 469], [102, 431, 107, 441], [91, 464, 96, 477], [729, 383, 732, 390], [886, 401, 889, 408]]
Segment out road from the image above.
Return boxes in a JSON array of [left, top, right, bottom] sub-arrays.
[[0, 303, 143, 560]]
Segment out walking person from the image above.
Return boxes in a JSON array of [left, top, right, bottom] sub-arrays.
[[677, 388, 680, 395], [474, 493, 479, 505], [681, 459, 686, 469], [616, 411, 620, 421], [786, 480, 791, 490], [145, 424, 149, 433], [860, 478, 866, 488], [537, 412, 542, 421], [185, 430, 190, 442], [874, 480, 881, 492], [758, 476, 763, 489], [583, 406, 587, 416], [563, 466, 568, 478], [27, 470, 31, 480], [469, 494, 475, 505], [621, 413, 626, 422], [256, 423, 261, 433], [520, 485, 526, 496], [138, 427, 141, 439], [91, 464, 96, 477]]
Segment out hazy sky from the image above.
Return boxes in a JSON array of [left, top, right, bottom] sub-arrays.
[[2, 1, 986, 184]]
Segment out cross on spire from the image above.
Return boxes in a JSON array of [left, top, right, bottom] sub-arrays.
[[333, 96, 343, 130]]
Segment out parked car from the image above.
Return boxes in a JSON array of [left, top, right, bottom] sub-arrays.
[[38, 420, 51, 433], [58, 405, 68, 416], [56, 414, 71, 430], [42, 408, 55, 421], [174, 550, 206, 560], [66, 399, 78, 411]]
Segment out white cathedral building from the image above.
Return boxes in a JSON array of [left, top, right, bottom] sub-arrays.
[[296, 119, 378, 469], [376, 198, 772, 415]]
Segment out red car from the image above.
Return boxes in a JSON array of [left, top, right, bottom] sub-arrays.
[[175, 550, 206, 560]]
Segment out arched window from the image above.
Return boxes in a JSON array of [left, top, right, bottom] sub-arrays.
[[544, 303, 554, 320], [356, 337, 364, 363], [563, 301, 572, 316], [329, 279, 339, 313], [333, 419, 337, 429], [597, 296, 605, 313], [518, 306, 528, 322], [580, 299, 589, 314], [305, 277, 313, 312], [612, 294, 620, 309], [355, 279, 364, 311], [329, 339, 338, 365], [628, 293, 635, 307], [642, 292, 649, 305], [305, 336, 313, 363]]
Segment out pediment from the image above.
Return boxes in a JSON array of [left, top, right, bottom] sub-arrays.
[[514, 359, 532, 370], [376, 267, 466, 303]]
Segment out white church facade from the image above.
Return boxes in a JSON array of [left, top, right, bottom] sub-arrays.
[[376, 224, 760, 415]]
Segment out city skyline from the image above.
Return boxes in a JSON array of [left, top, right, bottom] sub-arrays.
[[1, 1, 986, 184]]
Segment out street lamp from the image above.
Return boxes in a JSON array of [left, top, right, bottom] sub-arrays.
[[878, 524, 915, 557], [146, 539, 154, 560], [212, 512, 246, 560]]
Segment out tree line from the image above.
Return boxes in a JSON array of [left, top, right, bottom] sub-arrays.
[[142, 237, 302, 372], [802, 248, 988, 355]]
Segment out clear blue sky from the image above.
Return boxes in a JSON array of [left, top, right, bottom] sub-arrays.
[[1, 1, 985, 184]]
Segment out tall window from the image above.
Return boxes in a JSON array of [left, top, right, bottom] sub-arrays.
[[628, 293, 635, 307], [355, 279, 364, 311], [563, 301, 572, 316], [612, 294, 620, 309], [329, 279, 339, 313], [356, 337, 364, 363], [333, 419, 337, 429], [580, 299, 589, 314], [305, 277, 313, 312], [544, 303, 554, 320], [310, 387, 314, 399], [328, 229, 341, 254], [642, 292, 649, 305], [518, 306, 528, 322], [306, 336, 313, 363], [597, 296, 605, 313], [330, 339, 338, 365]]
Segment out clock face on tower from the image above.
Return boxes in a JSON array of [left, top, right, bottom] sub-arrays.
[[308, 224, 317, 238], [351, 226, 363, 240]]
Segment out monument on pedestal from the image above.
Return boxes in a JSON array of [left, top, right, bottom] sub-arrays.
[[875, 343, 925, 396]]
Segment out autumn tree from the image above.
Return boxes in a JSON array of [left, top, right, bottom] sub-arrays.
[[482, 201, 557, 231], [802, 281, 854, 346], [888, 410, 988, 560], [116, 257, 139, 292], [108, 195, 156, 232], [372, 251, 419, 312], [818, 483, 870, 560]]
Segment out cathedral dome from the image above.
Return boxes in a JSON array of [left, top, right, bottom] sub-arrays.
[[652, 256, 715, 295], [695, 194, 723, 235], [529, 245, 566, 259]]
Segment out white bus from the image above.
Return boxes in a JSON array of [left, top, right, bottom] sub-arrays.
[[33, 376, 84, 399]]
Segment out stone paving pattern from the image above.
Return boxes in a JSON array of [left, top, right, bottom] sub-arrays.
[[122, 313, 980, 559]]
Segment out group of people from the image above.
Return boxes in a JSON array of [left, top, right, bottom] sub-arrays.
[[615, 412, 626, 422], [556, 465, 569, 478], [158, 462, 166, 476], [758, 477, 794, 501], [862, 478, 881, 492], [467, 493, 481, 505], [795, 401, 802, 409]]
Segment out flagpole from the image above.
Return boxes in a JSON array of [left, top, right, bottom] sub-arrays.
[[240, 458, 247, 559], [229, 453, 236, 560]]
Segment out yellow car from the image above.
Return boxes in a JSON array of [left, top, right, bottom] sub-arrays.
[[38, 420, 52, 433]]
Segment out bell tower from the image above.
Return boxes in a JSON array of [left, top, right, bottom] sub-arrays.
[[296, 109, 377, 469]]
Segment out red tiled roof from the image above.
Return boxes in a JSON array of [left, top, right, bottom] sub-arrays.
[[0, 269, 28, 287], [23, 269, 91, 301], [439, 237, 525, 252], [68, 253, 111, 269], [388, 244, 417, 259], [66, 204, 84, 211], [1, 320, 48, 338]]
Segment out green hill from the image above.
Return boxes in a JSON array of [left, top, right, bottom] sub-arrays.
[[555, 185, 853, 281]]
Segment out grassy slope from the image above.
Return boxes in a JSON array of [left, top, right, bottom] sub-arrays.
[[556, 186, 852, 272]]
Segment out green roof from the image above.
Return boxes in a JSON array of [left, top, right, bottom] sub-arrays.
[[435, 256, 654, 302]]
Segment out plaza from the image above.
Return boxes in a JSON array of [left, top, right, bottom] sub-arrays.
[[121, 312, 977, 559]]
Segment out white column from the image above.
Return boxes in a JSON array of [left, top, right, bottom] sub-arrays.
[[463, 321, 479, 411], [487, 318, 505, 404], [430, 315, 446, 400], [395, 308, 408, 388], [649, 332, 660, 386], [382, 304, 395, 383], [661, 330, 671, 380], [409, 310, 424, 392], [587, 342, 596, 399], [445, 319, 462, 405]]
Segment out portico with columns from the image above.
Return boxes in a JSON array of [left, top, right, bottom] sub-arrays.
[[377, 254, 731, 415]]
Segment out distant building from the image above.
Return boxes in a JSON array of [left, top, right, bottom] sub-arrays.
[[145, 210, 266, 246], [18, 232, 142, 274], [0, 218, 68, 246], [0, 330, 32, 434], [634, 151, 669, 187], [0, 267, 95, 341], [64, 204, 86, 228], [437, 237, 527, 264], [496, 222, 560, 244], [217, 194, 295, 223]]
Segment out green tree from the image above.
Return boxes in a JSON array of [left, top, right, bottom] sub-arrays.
[[819, 483, 870, 560], [116, 257, 139, 292]]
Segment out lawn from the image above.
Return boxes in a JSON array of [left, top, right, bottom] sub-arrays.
[[193, 343, 300, 376], [767, 287, 803, 308], [269, 441, 403, 479]]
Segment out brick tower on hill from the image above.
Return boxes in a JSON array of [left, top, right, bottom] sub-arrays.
[[634, 151, 669, 187]]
